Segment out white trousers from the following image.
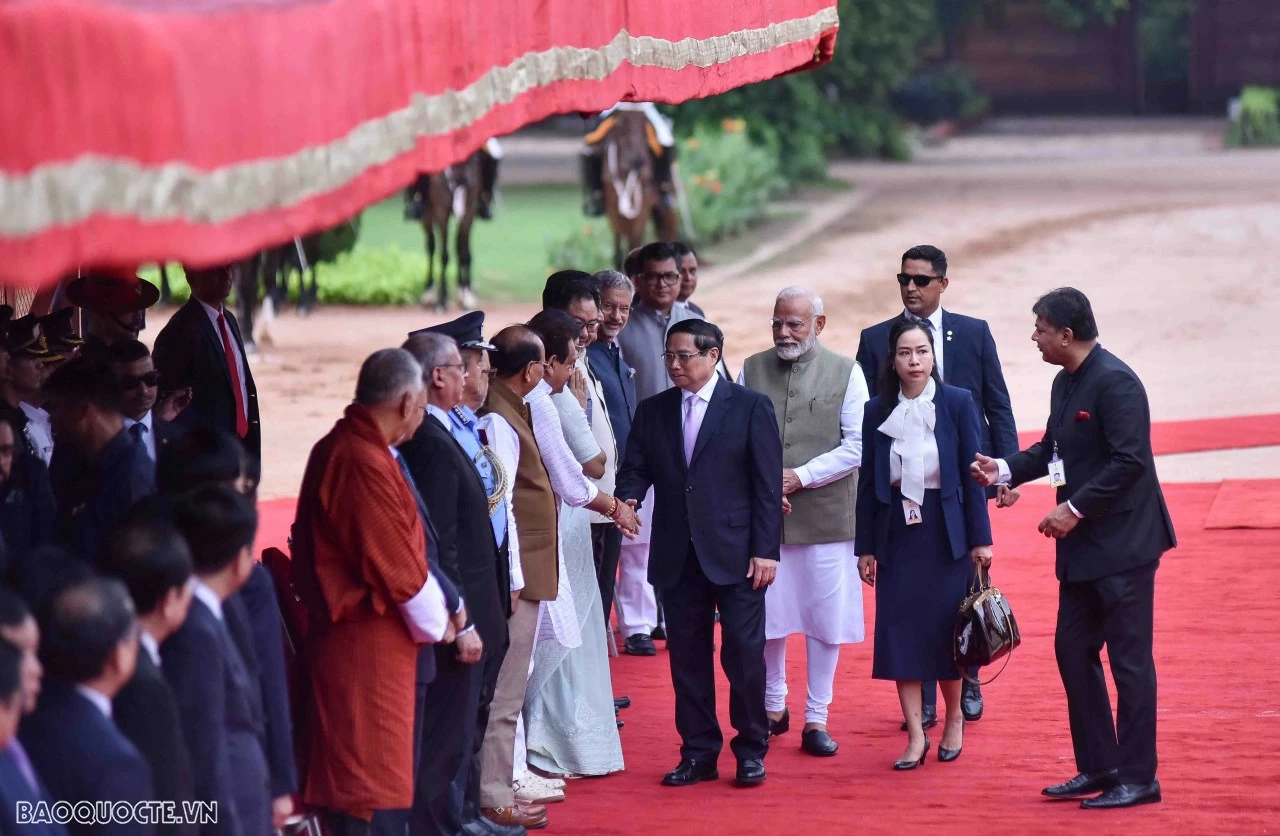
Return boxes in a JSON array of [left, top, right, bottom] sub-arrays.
[[764, 635, 841, 725], [614, 487, 657, 638]]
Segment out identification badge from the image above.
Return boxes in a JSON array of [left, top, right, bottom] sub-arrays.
[[902, 498, 923, 525], [1048, 454, 1067, 488]]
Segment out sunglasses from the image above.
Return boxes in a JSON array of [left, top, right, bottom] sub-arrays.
[[897, 273, 942, 288], [122, 371, 160, 389]]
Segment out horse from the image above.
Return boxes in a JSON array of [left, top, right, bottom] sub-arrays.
[[416, 150, 483, 312], [601, 110, 679, 269]]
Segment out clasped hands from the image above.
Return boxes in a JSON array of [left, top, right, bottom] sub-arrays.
[[441, 604, 484, 664]]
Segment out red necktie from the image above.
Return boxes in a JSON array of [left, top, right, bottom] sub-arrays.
[[217, 311, 249, 438]]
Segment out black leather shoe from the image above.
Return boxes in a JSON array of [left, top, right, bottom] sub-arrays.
[[735, 759, 767, 786], [463, 817, 526, 836], [900, 708, 938, 732], [614, 696, 631, 710], [1080, 781, 1161, 809], [625, 634, 657, 656], [662, 758, 719, 787], [650, 624, 667, 641], [768, 707, 790, 736], [1042, 770, 1120, 799], [800, 728, 838, 757], [893, 737, 930, 771], [962, 681, 984, 721]]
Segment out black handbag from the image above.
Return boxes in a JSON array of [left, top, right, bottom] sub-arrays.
[[953, 566, 1020, 684]]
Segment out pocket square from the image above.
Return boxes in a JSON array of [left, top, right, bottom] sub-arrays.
[[1075, 411, 1091, 422]]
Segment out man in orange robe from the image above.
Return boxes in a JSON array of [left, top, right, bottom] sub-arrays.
[[292, 348, 464, 835]]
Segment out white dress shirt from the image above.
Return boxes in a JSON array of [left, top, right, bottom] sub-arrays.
[[526, 381, 599, 508], [734, 361, 869, 488], [18, 402, 53, 465], [123, 410, 157, 461], [904, 306, 945, 380], [139, 629, 162, 667], [75, 684, 113, 719], [191, 579, 224, 621], [680, 374, 720, 448], [478, 412, 525, 592], [199, 299, 250, 422]]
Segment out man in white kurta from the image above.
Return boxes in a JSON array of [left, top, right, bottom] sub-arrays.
[[739, 287, 869, 757]]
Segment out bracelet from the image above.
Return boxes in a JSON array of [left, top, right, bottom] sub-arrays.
[[607, 496, 619, 519]]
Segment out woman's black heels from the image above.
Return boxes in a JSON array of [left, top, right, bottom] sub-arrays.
[[939, 719, 964, 762], [893, 737, 930, 771]]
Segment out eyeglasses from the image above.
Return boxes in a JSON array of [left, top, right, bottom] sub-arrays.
[[661, 349, 711, 365], [769, 315, 817, 332], [121, 371, 160, 389], [641, 271, 681, 286], [436, 363, 467, 373], [897, 273, 942, 288], [600, 303, 631, 316], [575, 319, 602, 332]]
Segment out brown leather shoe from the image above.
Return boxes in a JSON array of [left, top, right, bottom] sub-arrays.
[[482, 806, 548, 830]]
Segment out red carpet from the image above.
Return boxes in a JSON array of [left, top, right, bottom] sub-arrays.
[[1018, 413, 1280, 456], [1204, 480, 1280, 530], [254, 487, 1280, 833]]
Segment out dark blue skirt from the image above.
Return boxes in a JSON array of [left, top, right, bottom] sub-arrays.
[[871, 488, 974, 682]]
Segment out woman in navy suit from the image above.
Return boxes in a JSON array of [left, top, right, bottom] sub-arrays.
[[855, 319, 992, 770]]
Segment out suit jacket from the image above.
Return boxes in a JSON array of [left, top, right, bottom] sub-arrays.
[[163, 598, 269, 836], [616, 376, 783, 588], [1006, 346, 1176, 582], [855, 385, 993, 562], [152, 415, 186, 456], [0, 452, 57, 585], [399, 414, 510, 661], [19, 682, 156, 836], [114, 649, 197, 836], [0, 743, 70, 836], [153, 299, 261, 462], [856, 310, 1018, 459]]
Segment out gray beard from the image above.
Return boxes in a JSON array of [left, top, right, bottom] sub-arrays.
[[774, 333, 817, 362]]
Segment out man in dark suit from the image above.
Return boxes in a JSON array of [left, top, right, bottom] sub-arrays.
[[0, 638, 68, 836], [855, 244, 1018, 723], [0, 415, 57, 585], [153, 263, 261, 463], [400, 329, 516, 836], [20, 576, 156, 836], [163, 486, 270, 836], [100, 512, 197, 836], [616, 319, 783, 788], [973, 287, 1174, 810], [110, 340, 187, 462]]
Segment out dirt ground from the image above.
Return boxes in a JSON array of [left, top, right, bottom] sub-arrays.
[[147, 120, 1280, 499]]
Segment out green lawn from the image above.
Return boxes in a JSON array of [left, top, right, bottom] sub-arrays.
[[360, 184, 607, 303]]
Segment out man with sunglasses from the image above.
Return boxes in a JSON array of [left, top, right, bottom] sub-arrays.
[[110, 340, 188, 462], [855, 244, 1019, 725]]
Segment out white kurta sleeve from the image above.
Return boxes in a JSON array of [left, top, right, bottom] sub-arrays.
[[551, 388, 603, 465], [398, 573, 450, 643], [527, 386, 599, 508], [794, 364, 870, 489]]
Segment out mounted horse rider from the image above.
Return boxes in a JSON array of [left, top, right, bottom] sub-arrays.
[[581, 102, 677, 217], [404, 137, 503, 221]]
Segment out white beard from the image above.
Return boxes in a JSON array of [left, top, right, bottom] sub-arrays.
[[774, 332, 818, 362]]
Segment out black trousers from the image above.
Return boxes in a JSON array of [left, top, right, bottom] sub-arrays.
[[591, 522, 623, 626], [463, 633, 509, 822], [1056, 560, 1159, 784], [662, 546, 768, 763], [341, 808, 409, 836]]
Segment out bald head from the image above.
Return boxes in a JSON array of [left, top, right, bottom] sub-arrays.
[[490, 326, 545, 398]]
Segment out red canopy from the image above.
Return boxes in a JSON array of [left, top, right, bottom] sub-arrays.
[[0, 0, 838, 287]]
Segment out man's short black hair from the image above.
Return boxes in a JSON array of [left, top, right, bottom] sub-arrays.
[[527, 309, 579, 365], [542, 270, 596, 310], [901, 244, 948, 277], [107, 339, 151, 365], [42, 356, 124, 414], [100, 511, 194, 616], [0, 587, 31, 630], [39, 575, 137, 685], [671, 241, 698, 261], [172, 484, 258, 576], [544, 277, 601, 314], [1032, 287, 1099, 341], [0, 639, 22, 706], [157, 428, 248, 496], [667, 319, 724, 354], [635, 242, 678, 276], [490, 326, 544, 378]]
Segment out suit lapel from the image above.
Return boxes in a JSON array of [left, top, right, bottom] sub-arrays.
[[689, 377, 732, 467], [429, 415, 486, 496], [934, 389, 957, 492]]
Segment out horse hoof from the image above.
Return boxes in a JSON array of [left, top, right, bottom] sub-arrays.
[[460, 288, 477, 311]]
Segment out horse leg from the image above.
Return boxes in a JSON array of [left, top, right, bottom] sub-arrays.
[[237, 257, 258, 348], [423, 224, 436, 306], [457, 216, 475, 310], [158, 265, 172, 304], [437, 219, 451, 313]]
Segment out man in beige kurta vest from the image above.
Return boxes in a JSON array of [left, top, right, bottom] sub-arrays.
[[740, 287, 869, 758]]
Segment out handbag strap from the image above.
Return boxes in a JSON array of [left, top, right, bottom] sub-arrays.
[[959, 644, 1013, 686]]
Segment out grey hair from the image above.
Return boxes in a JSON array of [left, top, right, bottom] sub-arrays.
[[594, 269, 635, 297], [402, 333, 460, 377], [775, 285, 824, 316], [354, 348, 424, 406]]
